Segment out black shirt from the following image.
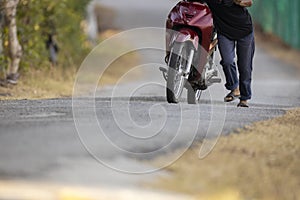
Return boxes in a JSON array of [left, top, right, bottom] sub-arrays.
[[204, 0, 253, 40]]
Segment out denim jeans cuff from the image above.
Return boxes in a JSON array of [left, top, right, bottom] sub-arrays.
[[240, 96, 251, 101], [225, 83, 239, 91]]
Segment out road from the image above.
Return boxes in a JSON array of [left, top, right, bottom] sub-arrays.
[[0, 0, 300, 197]]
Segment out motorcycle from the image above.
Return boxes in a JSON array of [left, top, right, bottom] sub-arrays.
[[160, 0, 221, 104]]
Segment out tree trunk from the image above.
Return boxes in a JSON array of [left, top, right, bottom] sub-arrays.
[[4, 0, 22, 75], [0, 3, 6, 81]]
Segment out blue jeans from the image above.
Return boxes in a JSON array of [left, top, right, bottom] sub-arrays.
[[218, 32, 255, 101]]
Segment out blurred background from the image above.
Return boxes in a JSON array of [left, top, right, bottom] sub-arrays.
[[251, 0, 300, 50]]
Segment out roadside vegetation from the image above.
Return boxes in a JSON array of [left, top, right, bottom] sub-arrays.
[[0, 0, 90, 99], [153, 108, 300, 200], [0, 1, 139, 100]]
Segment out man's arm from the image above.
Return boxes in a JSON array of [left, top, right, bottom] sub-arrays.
[[234, 0, 253, 7]]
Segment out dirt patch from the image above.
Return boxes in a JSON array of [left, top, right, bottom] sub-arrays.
[[153, 109, 300, 200]]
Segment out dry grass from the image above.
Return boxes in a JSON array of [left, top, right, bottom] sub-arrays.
[[153, 109, 300, 200], [0, 67, 76, 100]]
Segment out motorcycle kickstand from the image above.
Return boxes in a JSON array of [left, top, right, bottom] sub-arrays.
[[159, 67, 168, 81]]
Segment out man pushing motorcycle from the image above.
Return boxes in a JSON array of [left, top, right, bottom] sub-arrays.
[[201, 0, 255, 107]]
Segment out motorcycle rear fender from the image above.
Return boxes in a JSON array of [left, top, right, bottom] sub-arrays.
[[173, 28, 199, 50]]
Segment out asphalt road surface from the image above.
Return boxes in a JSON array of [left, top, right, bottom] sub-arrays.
[[0, 0, 300, 194]]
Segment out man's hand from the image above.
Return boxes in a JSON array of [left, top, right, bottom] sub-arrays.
[[234, 0, 253, 7]]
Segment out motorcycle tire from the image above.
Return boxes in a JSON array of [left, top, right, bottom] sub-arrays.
[[187, 85, 197, 104], [166, 42, 188, 104]]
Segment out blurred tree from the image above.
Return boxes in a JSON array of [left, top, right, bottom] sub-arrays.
[[5, 0, 22, 84], [0, 6, 5, 82], [16, 0, 90, 70], [0, 0, 22, 84], [0, 0, 90, 84]]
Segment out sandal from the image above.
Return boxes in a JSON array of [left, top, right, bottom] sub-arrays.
[[224, 91, 241, 102], [237, 101, 249, 108]]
